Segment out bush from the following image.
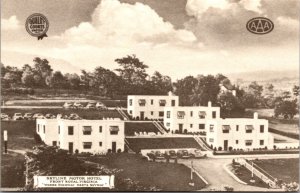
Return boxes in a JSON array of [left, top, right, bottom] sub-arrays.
[[33, 132, 42, 144], [107, 149, 112, 154], [214, 147, 217, 151], [175, 130, 179, 134], [184, 129, 187, 134], [75, 149, 79, 154], [273, 145, 277, 150], [117, 149, 122, 153], [228, 146, 233, 151], [218, 147, 222, 151]]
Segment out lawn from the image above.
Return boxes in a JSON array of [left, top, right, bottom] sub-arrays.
[[125, 122, 161, 136], [230, 163, 268, 188], [82, 153, 206, 191], [252, 158, 299, 184], [126, 137, 203, 152], [1, 108, 123, 120], [1, 120, 36, 150], [1, 152, 26, 188]]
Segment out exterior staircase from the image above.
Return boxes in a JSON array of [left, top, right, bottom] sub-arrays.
[[193, 136, 212, 151], [152, 121, 166, 134], [117, 107, 130, 120], [124, 138, 135, 153]]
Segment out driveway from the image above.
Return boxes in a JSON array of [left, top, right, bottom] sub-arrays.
[[179, 158, 281, 191]]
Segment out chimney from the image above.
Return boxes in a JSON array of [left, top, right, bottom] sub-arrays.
[[168, 91, 173, 96], [208, 101, 212, 107], [254, 112, 258, 119]]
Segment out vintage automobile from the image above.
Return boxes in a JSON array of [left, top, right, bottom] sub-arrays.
[[177, 149, 192, 159], [45, 113, 56, 119], [1, 113, 10, 121], [63, 102, 74, 108], [86, 102, 96, 109], [23, 113, 33, 120], [96, 102, 107, 110], [69, 113, 81, 120], [32, 113, 44, 119], [13, 113, 23, 120], [154, 150, 166, 160], [190, 149, 207, 158], [167, 150, 178, 159], [73, 102, 83, 108]]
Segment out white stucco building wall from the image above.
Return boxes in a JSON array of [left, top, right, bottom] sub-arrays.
[[163, 102, 220, 133], [205, 113, 273, 150], [127, 91, 179, 120], [36, 118, 125, 154]]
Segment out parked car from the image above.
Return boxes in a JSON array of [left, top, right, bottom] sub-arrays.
[[177, 150, 192, 158], [69, 113, 80, 120], [13, 113, 23, 120], [190, 149, 207, 158], [86, 102, 96, 109], [23, 113, 33, 120], [73, 102, 83, 108], [154, 151, 166, 160], [45, 113, 56, 119], [96, 102, 107, 110], [63, 102, 74, 108], [33, 113, 44, 119], [167, 150, 178, 159], [1, 113, 10, 121]]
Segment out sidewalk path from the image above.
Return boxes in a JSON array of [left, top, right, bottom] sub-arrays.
[[178, 158, 285, 191]]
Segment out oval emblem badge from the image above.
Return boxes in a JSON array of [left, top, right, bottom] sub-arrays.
[[246, 17, 274, 35]]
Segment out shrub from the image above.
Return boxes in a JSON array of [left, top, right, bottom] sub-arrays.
[[228, 146, 233, 151], [136, 116, 140, 120], [75, 149, 79, 154], [33, 132, 43, 144], [117, 149, 122, 153], [107, 149, 112, 154], [273, 145, 277, 150], [184, 129, 187, 134], [218, 147, 222, 151], [175, 130, 179, 134], [214, 147, 217, 151]]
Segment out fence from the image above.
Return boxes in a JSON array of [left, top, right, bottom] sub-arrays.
[[236, 158, 279, 188]]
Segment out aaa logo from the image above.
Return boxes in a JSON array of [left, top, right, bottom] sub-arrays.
[[246, 17, 274, 35]]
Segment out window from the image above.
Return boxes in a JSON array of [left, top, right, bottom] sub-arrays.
[[151, 99, 153, 105], [190, 124, 193, 128], [129, 99, 133, 106], [209, 138, 214, 142], [245, 140, 253, 146], [83, 142, 92, 149], [260, 140, 264, 145], [99, 142, 102, 147], [166, 122, 170, 127], [209, 125, 214, 132], [138, 99, 146, 106], [151, 111, 154, 115], [222, 125, 231, 133], [58, 126, 60, 134], [159, 100, 166, 106], [236, 140, 239, 144], [260, 125, 264, 133], [177, 111, 185, 119], [159, 111, 164, 117], [129, 110, 132, 114], [37, 124, 40, 132], [43, 125, 45, 133], [52, 141, 57, 146], [245, 125, 254, 133], [83, 126, 92, 135], [199, 111, 206, 119], [236, 125, 239, 131], [99, 126, 102, 133], [171, 100, 176, 106], [110, 126, 119, 135], [190, 111, 193, 117], [199, 124, 205, 129], [212, 111, 217, 118], [167, 111, 170, 118], [68, 126, 74, 135]]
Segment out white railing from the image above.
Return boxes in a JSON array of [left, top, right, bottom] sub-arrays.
[[236, 158, 279, 189], [116, 107, 130, 120], [152, 121, 166, 134]]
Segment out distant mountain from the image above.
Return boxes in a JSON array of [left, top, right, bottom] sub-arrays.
[[226, 70, 299, 83], [1, 50, 82, 74]]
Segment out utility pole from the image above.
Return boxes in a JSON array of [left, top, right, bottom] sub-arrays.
[[189, 160, 195, 186], [4, 130, 8, 154]]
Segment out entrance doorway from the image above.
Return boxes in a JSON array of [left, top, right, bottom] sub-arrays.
[[112, 142, 116, 153], [140, 111, 145, 120], [224, 140, 228, 151], [69, 142, 73, 154], [179, 124, 183, 133]]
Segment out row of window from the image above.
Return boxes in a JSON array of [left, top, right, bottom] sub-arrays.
[[129, 99, 176, 107], [208, 125, 265, 133], [208, 139, 265, 146], [167, 111, 217, 119], [37, 124, 46, 133], [56, 126, 118, 135], [52, 141, 104, 149]]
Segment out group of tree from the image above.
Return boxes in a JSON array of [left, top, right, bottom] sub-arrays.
[[1, 55, 299, 118]]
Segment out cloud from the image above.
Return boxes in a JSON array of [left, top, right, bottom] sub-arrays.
[[1, 15, 20, 30]]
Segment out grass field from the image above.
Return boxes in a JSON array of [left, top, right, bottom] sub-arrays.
[[252, 158, 299, 184], [82, 153, 206, 191], [1, 108, 123, 120], [1, 152, 26, 187], [125, 122, 161, 136]]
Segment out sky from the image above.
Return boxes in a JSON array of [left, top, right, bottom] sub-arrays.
[[1, 0, 299, 80]]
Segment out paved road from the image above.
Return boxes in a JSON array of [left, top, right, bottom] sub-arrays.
[[178, 157, 288, 191]]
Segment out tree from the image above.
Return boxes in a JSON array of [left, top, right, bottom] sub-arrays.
[[293, 85, 300, 97], [33, 57, 53, 86], [115, 55, 149, 94], [190, 75, 220, 106], [274, 100, 298, 119], [22, 70, 35, 87], [65, 73, 80, 90], [174, 76, 198, 106], [218, 92, 245, 117], [248, 81, 263, 96], [49, 71, 66, 89], [149, 71, 173, 95]]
